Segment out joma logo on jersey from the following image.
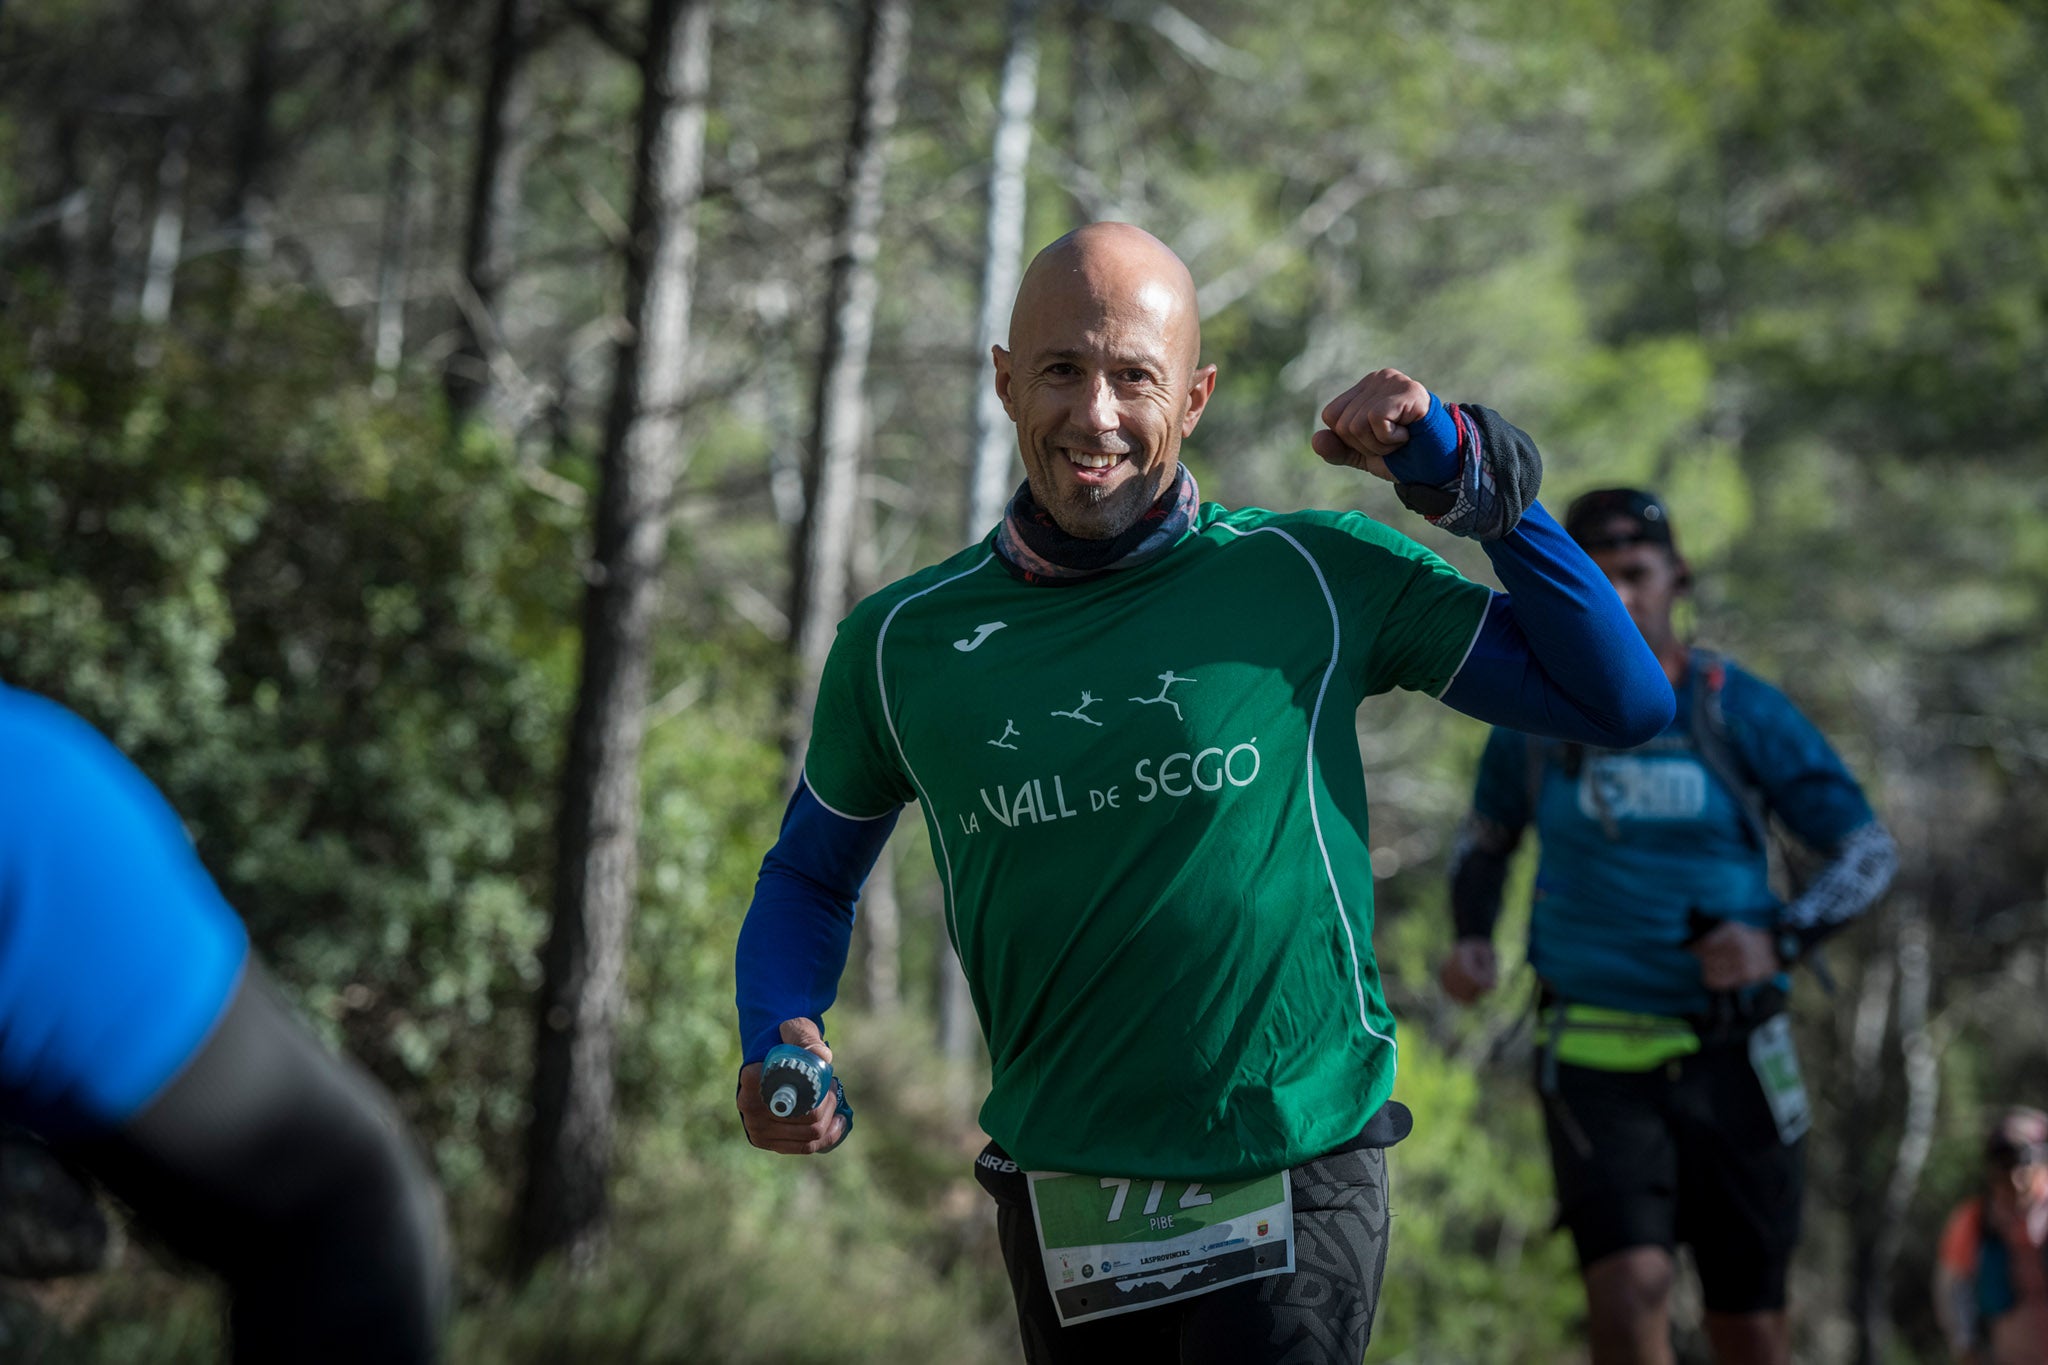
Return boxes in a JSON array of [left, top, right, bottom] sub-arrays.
[[953, 621, 1007, 652]]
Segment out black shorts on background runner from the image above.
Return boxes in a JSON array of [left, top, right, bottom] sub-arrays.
[[976, 1113, 1401, 1365], [1541, 1036, 1803, 1313]]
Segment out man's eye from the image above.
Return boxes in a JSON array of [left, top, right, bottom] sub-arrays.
[[1119, 369, 1151, 384], [1045, 363, 1079, 376]]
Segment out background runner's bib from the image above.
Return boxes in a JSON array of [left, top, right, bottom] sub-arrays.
[[804, 502, 1490, 1180]]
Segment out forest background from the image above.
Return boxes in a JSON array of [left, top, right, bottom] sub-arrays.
[[1, 0, 2045, 1361]]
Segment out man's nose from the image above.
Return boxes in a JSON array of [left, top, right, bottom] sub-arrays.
[[1080, 374, 1119, 433]]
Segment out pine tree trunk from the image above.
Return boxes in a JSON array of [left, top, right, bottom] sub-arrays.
[[936, 947, 977, 1061], [965, 0, 1040, 534], [859, 846, 901, 1012], [784, 0, 912, 762], [1843, 919, 1897, 1365], [938, 0, 1039, 1059], [372, 89, 416, 395], [445, 0, 535, 428], [1061, 0, 1115, 224], [846, 479, 902, 1013], [1857, 897, 1936, 1365], [134, 119, 189, 366], [514, 0, 710, 1278], [217, 2, 279, 308]]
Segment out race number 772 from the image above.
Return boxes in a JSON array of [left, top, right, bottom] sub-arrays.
[[1098, 1177, 1214, 1221]]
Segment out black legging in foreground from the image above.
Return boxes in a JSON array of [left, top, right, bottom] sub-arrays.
[[70, 968, 448, 1363]]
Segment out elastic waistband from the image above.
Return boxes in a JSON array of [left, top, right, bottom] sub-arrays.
[[973, 1101, 1412, 1205]]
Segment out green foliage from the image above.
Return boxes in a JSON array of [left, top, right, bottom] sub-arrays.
[[1377, 1036, 1583, 1364], [460, 1012, 1014, 1365], [0, 291, 581, 1188]]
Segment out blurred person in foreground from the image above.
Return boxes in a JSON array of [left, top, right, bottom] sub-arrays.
[[0, 683, 448, 1362], [1440, 488, 1898, 1365], [733, 220, 1675, 1363], [1935, 1108, 2048, 1365]]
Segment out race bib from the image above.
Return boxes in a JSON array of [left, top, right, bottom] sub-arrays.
[[1026, 1169, 1293, 1326], [1748, 1013, 1811, 1145]]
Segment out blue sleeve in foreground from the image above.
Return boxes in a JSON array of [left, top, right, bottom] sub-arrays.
[[1440, 501, 1675, 746], [733, 780, 900, 1065], [0, 689, 249, 1132]]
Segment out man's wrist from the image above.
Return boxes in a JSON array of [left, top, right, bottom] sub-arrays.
[[1386, 392, 1462, 488], [1450, 911, 1501, 941]]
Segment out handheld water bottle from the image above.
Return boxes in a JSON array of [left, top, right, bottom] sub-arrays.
[[760, 1043, 834, 1119]]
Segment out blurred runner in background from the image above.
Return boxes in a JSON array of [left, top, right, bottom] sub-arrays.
[[1441, 488, 1897, 1365], [0, 684, 448, 1363], [1935, 1108, 2048, 1365]]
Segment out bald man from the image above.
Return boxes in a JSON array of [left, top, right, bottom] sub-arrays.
[[734, 223, 1674, 1363]]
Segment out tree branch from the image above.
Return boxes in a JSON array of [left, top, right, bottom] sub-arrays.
[[1196, 157, 1408, 317]]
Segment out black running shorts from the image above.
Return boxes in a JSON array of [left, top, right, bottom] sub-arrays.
[[1540, 1038, 1804, 1314], [977, 1133, 1393, 1365]]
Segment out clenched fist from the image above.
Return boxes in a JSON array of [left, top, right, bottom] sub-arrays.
[[1439, 938, 1499, 1005], [1311, 368, 1433, 481]]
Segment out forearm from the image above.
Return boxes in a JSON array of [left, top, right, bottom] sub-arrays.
[[734, 783, 899, 1063], [1384, 394, 1671, 744], [1442, 506, 1673, 745], [1447, 813, 1519, 940], [1934, 1266, 1979, 1360], [1778, 821, 1897, 954]]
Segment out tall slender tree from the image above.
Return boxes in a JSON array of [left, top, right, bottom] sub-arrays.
[[783, 0, 913, 764], [939, 0, 1040, 1060], [515, 0, 711, 1277], [371, 80, 417, 396], [964, 0, 1039, 536], [135, 119, 190, 334], [445, 0, 536, 429], [218, 0, 280, 276]]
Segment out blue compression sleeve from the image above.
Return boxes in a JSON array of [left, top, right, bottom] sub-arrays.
[[1440, 502, 1674, 746], [733, 780, 900, 1065]]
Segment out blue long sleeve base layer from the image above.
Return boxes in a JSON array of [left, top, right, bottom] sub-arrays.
[[733, 782, 898, 1064], [1441, 501, 1674, 747]]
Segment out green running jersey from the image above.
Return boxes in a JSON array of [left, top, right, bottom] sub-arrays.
[[804, 502, 1491, 1180]]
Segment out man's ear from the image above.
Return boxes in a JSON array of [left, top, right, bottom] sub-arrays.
[[992, 346, 1018, 422], [1181, 364, 1218, 437], [1673, 553, 1695, 594]]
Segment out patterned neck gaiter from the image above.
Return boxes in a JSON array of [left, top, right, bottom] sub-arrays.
[[993, 466, 1200, 585]]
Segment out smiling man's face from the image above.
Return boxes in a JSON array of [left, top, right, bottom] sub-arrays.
[[993, 223, 1216, 539]]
